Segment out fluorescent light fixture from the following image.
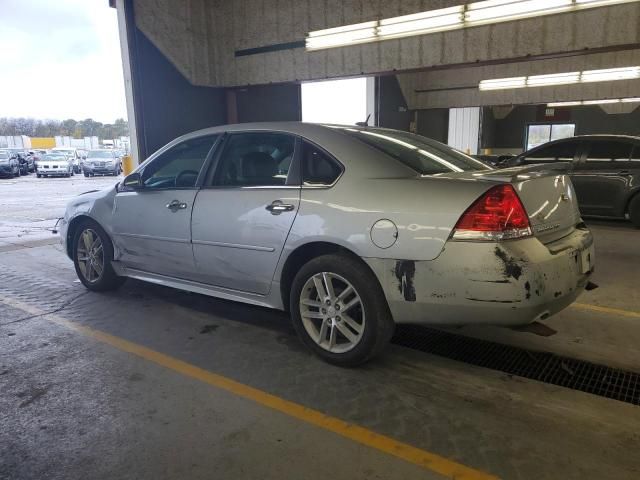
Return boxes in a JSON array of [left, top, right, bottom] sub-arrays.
[[582, 98, 621, 105], [547, 97, 640, 107], [377, 6, 464, 38], [526, 72, 581, 86], [306, 21, 377, 50], [479, 76, 527, 90], [581, 66, 640, 82], [465, 0, 573, 25], [306, 0, 640, 50], [547, 101, 583, 107], [480, 65, 640, 90]]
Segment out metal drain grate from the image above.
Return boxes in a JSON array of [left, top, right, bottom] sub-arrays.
[[392, 325, 640, 406]]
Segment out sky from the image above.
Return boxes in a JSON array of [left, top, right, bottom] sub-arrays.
[[301, 78, 369, 125], [0, 0, 127, 123]]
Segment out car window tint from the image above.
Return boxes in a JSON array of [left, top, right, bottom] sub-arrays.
[[586, 141, 632, 162], [214, 133, 295, 187], [301, 141, 342, 185], [524, 141, 577, 163], [341, 128, 490, 174], [143, 135, 218, 189]]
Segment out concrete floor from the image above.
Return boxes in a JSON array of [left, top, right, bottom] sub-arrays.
[[0, 173, 120, 247], [1, 177, 640, 480]]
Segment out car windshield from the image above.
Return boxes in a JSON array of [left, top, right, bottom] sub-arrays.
[[339, 127, 491, 174], [88, 151, 112, 158], [43, 155, 67, 161]]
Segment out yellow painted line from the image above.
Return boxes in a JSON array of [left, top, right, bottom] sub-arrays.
[[1, 298, 497, 480], [571, 303, 640, 319]]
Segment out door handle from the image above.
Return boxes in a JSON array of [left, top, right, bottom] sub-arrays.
[[266, 200, 295, 215], [618, 170, 632, 176], [166, 199, 188, 212]]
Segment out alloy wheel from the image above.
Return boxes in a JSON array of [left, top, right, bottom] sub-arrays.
[[76, 228, 104, 283], [299, 272, 365, 353]]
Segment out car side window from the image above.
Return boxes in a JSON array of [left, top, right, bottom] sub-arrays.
[[213, 132, 295, 187], [301, 141, 342, 186], [585, 141, 632, 163], [142, 135, 219, 189], [524, 141, 578, 163]]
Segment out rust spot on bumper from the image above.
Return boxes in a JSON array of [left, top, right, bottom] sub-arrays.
[[494, 247, 523, 280], [394, 260, 416, 302]]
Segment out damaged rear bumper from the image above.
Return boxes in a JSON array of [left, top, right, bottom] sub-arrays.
[[364, 227, 594, 327]]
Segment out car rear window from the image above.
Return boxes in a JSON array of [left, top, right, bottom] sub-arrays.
[[340, 128, 491, 174]]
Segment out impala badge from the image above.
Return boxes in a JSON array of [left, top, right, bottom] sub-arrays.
[[534, 222, 561, 232]]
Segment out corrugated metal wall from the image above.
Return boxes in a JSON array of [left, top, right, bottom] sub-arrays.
[[132, 0, 640, 89], [447, 107, 480, 154]]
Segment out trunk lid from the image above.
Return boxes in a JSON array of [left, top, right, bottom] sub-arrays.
[[435, 163, 581, 243]]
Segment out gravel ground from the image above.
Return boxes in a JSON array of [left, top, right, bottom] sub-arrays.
[[0, 172, 122, 246]]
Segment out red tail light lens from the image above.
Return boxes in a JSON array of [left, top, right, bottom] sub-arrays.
[[452, 184, 532, 241]]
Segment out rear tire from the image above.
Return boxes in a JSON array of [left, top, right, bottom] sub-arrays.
[[72, 219, 125, 292], [289, 253, 395, 367], [629, 194, 640, 228]]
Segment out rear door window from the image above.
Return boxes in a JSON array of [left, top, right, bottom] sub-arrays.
[[212, 132, 296, 187]]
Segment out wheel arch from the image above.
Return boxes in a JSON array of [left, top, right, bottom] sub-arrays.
[[279, 241, 382, 311], [66, 214, 101, 258], [624, 188, 640, 215]]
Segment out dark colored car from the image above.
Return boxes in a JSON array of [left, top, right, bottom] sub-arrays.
[[82, 149, 122, 176], [7, 148, 32, 175], [0, 150, 20, 177], [503, 135, 640, 227]]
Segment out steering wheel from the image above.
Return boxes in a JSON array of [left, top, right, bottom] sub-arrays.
[[175, 170, 200, 187]]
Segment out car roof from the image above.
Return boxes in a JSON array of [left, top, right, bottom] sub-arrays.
[[519, 134, 640, 156], [145, 122, 422, 178]]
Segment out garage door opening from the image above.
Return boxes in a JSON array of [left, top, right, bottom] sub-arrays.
[[301, 77, 375, 126]]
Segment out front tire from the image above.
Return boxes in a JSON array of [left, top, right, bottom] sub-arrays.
[[290, 253, 395, 367], [73, 220, 125, 291], [629, 195, 640, 228]]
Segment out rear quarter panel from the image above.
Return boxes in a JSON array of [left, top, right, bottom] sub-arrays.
[[283, 176, 493, 262]]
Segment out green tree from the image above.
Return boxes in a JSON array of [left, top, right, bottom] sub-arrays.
[[61, 119, 78, 136]]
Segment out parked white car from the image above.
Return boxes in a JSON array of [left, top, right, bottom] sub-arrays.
[[50, 148, 86, 173], [36, 153, 74, 177]]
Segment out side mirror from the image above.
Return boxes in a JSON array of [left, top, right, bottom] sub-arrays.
[[123, 172, 143, 189]]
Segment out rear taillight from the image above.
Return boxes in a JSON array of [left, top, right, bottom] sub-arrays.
[[452, 184, 532, 241]]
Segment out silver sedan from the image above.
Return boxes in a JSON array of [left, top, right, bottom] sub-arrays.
[[59, 123, 595, 365]]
